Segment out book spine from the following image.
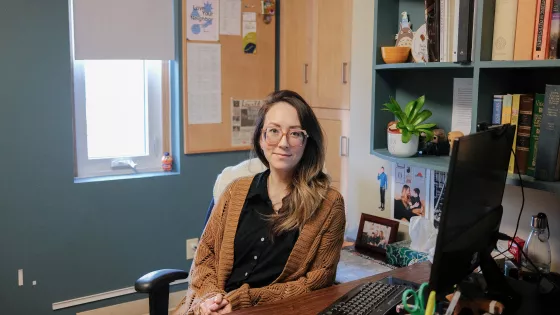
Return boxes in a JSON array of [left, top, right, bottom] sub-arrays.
[[492, 0, 519, 61], [493, 95, 504, 124], [426, 0, 440, 62], [515, 95, 535, 174], [502, 94, 513, 124], [514, 0, 539, 61], [472, 0, 478, 58], [533, 0, 553, 59], [527, 94, 545, 177], [508, 94, 521, 174], [440, 0, 447, 62], [453, 0, 461, 62], [457, 0, 475, 62], [548, 0, 560, 58], [535, 85, 560, 181]]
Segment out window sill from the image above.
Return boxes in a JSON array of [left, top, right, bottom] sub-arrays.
[[74, 171, 179, 184]]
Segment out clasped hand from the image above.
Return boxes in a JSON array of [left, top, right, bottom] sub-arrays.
[[200, 293, 232, 315]]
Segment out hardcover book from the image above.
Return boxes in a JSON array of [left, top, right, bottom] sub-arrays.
[[527, 94, 545, 177], [515, 94, 535, 174], [535, 85, 560, 181], [425, 0, 440, 62]]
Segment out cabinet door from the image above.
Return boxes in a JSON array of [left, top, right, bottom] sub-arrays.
[[315, 108, 350, 200], [319, 118, 342, 186], [279, 0, 313, 101], [314, 0, 352, 109]]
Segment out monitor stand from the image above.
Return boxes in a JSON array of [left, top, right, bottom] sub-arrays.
[[478, 252, 520, 310], [459, 253, 551, 314]]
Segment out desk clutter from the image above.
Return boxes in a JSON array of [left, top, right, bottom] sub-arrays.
[[336, 246, 396, 284]]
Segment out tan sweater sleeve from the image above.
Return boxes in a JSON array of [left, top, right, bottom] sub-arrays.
[[225, 198, 346, 310], [184, 192, 230, 314]]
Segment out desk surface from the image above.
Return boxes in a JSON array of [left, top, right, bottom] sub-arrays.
[[231, 261, 432, 315]]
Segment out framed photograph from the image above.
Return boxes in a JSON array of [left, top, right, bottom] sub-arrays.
[[355, 213, 399, 255]]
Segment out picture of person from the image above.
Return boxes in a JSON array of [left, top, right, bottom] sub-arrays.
[[360, 221, 391, 249], [409, 188, 424, 216], [241, 109, 252, 126], [377, 166, 387, 210], [391, 163, 427, 224]]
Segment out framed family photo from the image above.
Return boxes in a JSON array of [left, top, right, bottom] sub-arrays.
[[355, 213, 399, 255]]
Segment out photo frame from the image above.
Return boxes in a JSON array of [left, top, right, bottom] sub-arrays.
[[355, 213, 399, 255]]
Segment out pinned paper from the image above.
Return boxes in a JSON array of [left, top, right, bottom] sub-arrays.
[[242, 12, 257, 54], [220, 0, 241, 35], [243, 12, 256, 22], [186, 0, 220, 41], [231, 99, 263, 146], [186, 43, 222, 124]]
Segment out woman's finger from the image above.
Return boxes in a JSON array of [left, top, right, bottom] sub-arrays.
[[208, 299, 228, 312], [201, 300, 222, 315]]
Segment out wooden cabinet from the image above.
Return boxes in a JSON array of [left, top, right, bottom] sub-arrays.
[[280, 0, 353, 199], [314, 108, 350, 199], [280, 0, 352, 109], [314, 0, 352, 109], [279, 0, 313, 101]]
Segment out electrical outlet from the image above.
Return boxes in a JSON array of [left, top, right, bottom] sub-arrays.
[[186, 238, 199, 260]]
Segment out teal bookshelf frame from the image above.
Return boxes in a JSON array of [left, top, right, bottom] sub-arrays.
[[370, 0, 560, 194]]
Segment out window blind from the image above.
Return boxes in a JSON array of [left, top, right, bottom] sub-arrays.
[[72, 0, 175, 60]]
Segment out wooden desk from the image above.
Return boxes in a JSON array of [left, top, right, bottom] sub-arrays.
[[231, 262, 432, 315]]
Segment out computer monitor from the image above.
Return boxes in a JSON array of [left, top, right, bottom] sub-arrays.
[[429, 124, 516, 300]]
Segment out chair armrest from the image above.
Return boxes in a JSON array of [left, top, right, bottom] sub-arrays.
[[135, 269, 188, 293]]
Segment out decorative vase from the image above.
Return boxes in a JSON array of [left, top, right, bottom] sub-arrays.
[[387, 129, 419, 158]]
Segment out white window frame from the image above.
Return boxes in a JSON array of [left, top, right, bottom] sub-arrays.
[[72, 60, 168, 178]]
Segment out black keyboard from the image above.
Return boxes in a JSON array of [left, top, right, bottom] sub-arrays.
[[318, 277, 418, 315]]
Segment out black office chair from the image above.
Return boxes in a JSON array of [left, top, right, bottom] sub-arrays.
[[134, 198, 215, 315]]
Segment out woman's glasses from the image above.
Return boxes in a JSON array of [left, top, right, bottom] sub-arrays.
[[262, 127, 308, 147]]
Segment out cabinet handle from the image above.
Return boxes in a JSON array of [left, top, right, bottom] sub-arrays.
[[303, 64, 309, 84], [340, 136, 349, 157], [341, 62, 348, 84]]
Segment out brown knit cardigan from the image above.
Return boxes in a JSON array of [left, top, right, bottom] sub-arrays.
[[173, 175, 346, 315]]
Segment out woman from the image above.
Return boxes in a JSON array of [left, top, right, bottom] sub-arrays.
[[176, 90, 346, 315], [393, 185, 411, 222]]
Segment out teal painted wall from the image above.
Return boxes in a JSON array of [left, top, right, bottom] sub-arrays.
[[0, 0, 249, 313]]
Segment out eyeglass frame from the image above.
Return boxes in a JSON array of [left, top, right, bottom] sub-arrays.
[[261, 127, 309, 147]]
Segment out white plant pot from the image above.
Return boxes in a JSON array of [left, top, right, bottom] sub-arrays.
[[387, 131, 419, 158]]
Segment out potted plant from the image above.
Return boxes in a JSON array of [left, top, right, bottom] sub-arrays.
[[382, 95, 436, 158]]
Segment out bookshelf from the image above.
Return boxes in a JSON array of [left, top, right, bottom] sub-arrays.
[[370, 0, 560, 195]]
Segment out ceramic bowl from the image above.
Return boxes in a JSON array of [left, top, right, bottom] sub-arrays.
[[381, 47, 411, 64]]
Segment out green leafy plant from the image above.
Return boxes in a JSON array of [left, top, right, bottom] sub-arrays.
[[382, 95, 436, 143]]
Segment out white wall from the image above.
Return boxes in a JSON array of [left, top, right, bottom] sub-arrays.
[[347, 0, 560, 272]]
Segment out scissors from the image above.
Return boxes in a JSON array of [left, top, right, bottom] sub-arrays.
[[402, 282, 436, 315]]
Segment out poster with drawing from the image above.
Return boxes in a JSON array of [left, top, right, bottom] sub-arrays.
[[391, 162, 430, 225], [186, 0, 219, 41], [430, 170, 447, 229], [231, 99, 263, 146]]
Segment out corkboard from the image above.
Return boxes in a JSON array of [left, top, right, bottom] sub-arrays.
[[182, 0, 276, 154]]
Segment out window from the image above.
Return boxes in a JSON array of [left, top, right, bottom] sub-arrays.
[[69, 0, 175, 179], [73, 59, 170, 178]]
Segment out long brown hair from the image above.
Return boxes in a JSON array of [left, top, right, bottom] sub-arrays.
[[401, 185, 411, 207], [252, 90, 330, 235]]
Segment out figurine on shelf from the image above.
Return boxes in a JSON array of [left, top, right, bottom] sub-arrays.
[[447, 131, 465, 155], [395, 11, 413, 48], [418, 128, 450, 156]]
